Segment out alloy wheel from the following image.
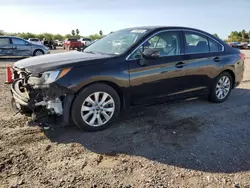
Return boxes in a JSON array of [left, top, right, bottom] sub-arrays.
[[35, 50, 43, 56], [216, 76, 231, 100], [81, 92, 115, 127]]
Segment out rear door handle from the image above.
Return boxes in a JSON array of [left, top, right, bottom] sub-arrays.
[[213, 57, 220, 62], [175, 62, 186, 68]]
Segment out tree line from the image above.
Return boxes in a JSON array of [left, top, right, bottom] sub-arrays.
[[0, 29, 104, 41], [1, 29, 250, 42], [227, 30, 250, 42]]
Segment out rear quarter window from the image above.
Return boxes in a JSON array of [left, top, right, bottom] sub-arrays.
[[208, 38, 223, 52]]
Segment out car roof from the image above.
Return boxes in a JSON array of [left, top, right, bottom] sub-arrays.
[[0, 36, 26, 40], [123, 26, 208, 33]]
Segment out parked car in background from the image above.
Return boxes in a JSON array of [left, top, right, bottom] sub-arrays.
[[63, 38, 81, 50], [9, 26, 244, 131], [43, 40, 57, 50], [28, 38, 42, 45], [53, 40, 59, 46], [57, 40, 63, 46], [228, 42, 248, 49], [0, 36, 49, 57], [228, 42, 238, 48], [79, 38, 92, 49], [237, 42, 248, 49], [58, 41, 63, 46], [53, 40, 64, 46]]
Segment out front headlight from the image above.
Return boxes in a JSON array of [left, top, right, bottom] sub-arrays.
[[42, 68, 71, 84]]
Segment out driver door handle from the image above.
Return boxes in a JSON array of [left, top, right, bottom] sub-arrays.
[[213, 57, 220, 62], [175, 62, 186, 68]]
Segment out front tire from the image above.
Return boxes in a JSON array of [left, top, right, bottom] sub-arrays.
[[71, 84, 121, 131], [210, 72, 232, 103], [33, 49, 44, 56]]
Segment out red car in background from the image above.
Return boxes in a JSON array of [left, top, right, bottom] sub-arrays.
[[63, 38, 81, 50]]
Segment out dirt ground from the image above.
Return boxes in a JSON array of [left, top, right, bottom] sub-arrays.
[[0, 50, 250, 188]]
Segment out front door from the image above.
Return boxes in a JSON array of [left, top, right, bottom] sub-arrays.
[[128, 30, 189, 105], [11, 38, 32, 56], [0, 37, 13, 56]]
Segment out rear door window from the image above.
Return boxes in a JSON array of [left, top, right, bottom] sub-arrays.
[[184, 32, 209, 53]]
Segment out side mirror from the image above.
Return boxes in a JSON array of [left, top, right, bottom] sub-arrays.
[[142, 48, 160, 59], [139, 48, 160, 66]]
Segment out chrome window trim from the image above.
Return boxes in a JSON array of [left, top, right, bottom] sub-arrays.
[[126, 28, 225, 61], [126, 29, 182, 61]]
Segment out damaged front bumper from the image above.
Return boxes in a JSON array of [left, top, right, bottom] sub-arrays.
[[10, 67, 74, 125]]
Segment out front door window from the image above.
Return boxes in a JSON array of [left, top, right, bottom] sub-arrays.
[[130, 31, 181, 59]]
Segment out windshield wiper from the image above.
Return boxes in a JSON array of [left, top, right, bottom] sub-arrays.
[[84, 51, 96, 54], [84, 51, 115, 56]]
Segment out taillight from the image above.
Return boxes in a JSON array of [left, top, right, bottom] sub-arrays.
[[239, 53, 245, 61]]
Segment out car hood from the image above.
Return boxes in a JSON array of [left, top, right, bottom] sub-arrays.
[[14, 51, 111, 74]]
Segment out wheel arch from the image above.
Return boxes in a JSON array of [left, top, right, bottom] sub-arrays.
[[33, 49, 44, 56], [73, 80, 126, 110], [220, 69, 236, 88]]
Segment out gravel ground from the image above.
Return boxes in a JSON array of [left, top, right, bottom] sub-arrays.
[[0, 50, 250, 188]]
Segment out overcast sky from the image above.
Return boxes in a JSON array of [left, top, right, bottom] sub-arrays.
[[1, 0, 250, 39]]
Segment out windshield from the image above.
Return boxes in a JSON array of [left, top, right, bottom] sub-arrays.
[[84, 29, 149, 55]]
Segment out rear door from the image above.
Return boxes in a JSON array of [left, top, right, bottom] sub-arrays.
[[11, 38, 32, 56], [0, 37, 13, 56], [182, 30, 224, 93]]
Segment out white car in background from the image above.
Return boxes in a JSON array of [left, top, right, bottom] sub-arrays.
[[54, 40, 63, 46], [79, 38, 92, 48], [28, 38, 43, 45]]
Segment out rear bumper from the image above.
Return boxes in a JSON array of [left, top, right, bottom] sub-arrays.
[[234, 60, 245, 88]]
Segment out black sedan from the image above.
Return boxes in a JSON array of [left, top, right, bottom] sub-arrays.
[[9, 26, 245, 131]]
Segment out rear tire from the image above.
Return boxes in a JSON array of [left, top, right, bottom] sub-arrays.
[[71, 84, 121, 131], [209, 72, 232, 103]]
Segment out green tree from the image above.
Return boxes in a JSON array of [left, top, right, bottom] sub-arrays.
[[228, 31, 242, 42], [213, 33, 219, 38], [99, 30, 103, 36], [64, 34, 72, 39], [89, 34, 102, 40], [37, 34, 45, 40], [71, 30, 75, 36], [76, 29, 79, 35], [241, 29, 246, 42], [42, 33, 53, 40], [0, 30, 5, 36], [53, 34, 64, 41]]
